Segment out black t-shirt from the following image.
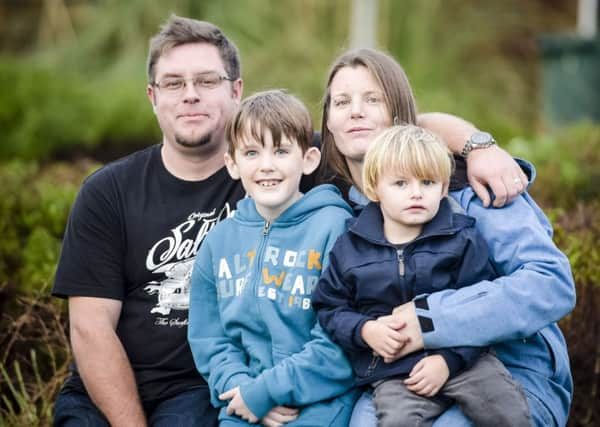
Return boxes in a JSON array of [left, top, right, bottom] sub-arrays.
[[53, 144, 245, 403]]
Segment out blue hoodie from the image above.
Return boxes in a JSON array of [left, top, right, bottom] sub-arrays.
[[188, 184, 358, 426]]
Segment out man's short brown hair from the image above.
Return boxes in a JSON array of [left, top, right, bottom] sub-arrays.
[[147, 15, 240, 83]]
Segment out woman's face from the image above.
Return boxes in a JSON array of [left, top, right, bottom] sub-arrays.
[[326, 65, 392, 176]]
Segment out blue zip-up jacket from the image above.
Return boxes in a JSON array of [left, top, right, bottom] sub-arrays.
[[348, 160, 575, 427], [188, 184, 358, 425], [313, 198, 494, 386]]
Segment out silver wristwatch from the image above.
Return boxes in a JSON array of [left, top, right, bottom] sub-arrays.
[[461, 131, 496, 157]]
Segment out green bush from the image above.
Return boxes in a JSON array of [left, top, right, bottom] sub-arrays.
[[0, 0, 575, 162], [553, 202, 600, 427], [506, 123, 600, 209], [521, 125, 600, 426], [0, 160, 97, 294], [0, 59, 158, 161]]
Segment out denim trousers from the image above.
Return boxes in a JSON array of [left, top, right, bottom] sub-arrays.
[[53, 386, 218, 427]]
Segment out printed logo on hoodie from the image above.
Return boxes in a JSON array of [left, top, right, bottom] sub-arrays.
[[216, 245, 323, 310]]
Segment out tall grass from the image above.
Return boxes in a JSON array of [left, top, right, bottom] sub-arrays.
[[0, 288, 70, 427]]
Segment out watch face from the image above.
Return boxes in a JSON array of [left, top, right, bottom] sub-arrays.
[[470, 131, 493, 146]]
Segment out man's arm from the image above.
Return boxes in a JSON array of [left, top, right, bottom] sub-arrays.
[[417, 112, 528, 207], [69, 296, 146, 427]]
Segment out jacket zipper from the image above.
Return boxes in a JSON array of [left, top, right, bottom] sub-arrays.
[[251, 220, 272, 342], [366, 354, 380, 376], [396, 249, 405, 277]]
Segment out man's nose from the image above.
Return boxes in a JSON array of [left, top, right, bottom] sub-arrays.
[[182, 80, 201, 102]]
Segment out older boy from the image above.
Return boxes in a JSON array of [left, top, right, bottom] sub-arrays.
[[188, 90, 358, 426]]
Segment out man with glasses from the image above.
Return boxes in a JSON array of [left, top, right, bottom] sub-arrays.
[[52, 15, 243, 426]]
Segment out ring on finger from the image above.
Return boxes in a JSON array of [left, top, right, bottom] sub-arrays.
[[513, 177, 521, 184]]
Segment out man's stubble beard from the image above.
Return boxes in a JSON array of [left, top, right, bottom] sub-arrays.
[[174, 131, 212, 148]]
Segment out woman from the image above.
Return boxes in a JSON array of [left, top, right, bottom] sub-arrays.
[[319, 48, 575, 427]]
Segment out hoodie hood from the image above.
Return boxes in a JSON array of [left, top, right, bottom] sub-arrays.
[[234, 184, 353, 225]]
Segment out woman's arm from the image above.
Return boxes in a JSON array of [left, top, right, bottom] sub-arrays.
[[385, 187, 575, 358], [418, 112, 528, 207]]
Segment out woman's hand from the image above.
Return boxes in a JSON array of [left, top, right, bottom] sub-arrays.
[[376, 302, 424, 362], [467, 145, 528, 208], [417, 112, 527, 208], [404, 355, 449, 397]]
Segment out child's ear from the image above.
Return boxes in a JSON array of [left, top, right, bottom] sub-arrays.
[[224, 152, 240, 180], [302, 147, 321, 175], [365, 186, 379, 202]]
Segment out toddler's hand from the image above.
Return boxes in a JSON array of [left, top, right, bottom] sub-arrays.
[[404, 354, 449, 397], [361, 320, 407, 360]]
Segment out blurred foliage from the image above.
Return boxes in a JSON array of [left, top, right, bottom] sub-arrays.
[[0, 289, 70, 427], [0, 0, 597, 425], [0, 0, 576, 160], [553, 202, 600, 427], [507, 123, 600, 208], [0, 159, 97, 296]]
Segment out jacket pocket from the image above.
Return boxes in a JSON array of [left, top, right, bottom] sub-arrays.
[[538, 325, 571, 383], [290, 391, 356, 426]]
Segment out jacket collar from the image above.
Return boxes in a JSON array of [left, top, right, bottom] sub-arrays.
[[348, 197, 474, 246], [234, 184, 352, 226]]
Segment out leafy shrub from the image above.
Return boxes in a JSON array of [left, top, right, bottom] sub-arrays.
[[0, 59, 158, 161], [553, 202, 600, 427], [507, 124, 600, 209], [0, 161, 87, 425], [0, 160, 97, 295]]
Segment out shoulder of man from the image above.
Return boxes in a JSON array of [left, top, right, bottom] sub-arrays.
[[84, 145, 158, 185]]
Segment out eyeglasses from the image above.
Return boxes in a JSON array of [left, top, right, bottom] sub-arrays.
[[153, 72, 234, 94]]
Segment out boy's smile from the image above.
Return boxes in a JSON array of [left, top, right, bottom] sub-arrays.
[[225, 129, 320, 222]]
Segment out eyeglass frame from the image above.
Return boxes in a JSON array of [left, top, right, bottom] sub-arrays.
[[151, 71, 236, 95]]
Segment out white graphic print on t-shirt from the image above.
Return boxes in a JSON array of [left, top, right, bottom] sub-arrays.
[[144, 205, 233, 316]]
